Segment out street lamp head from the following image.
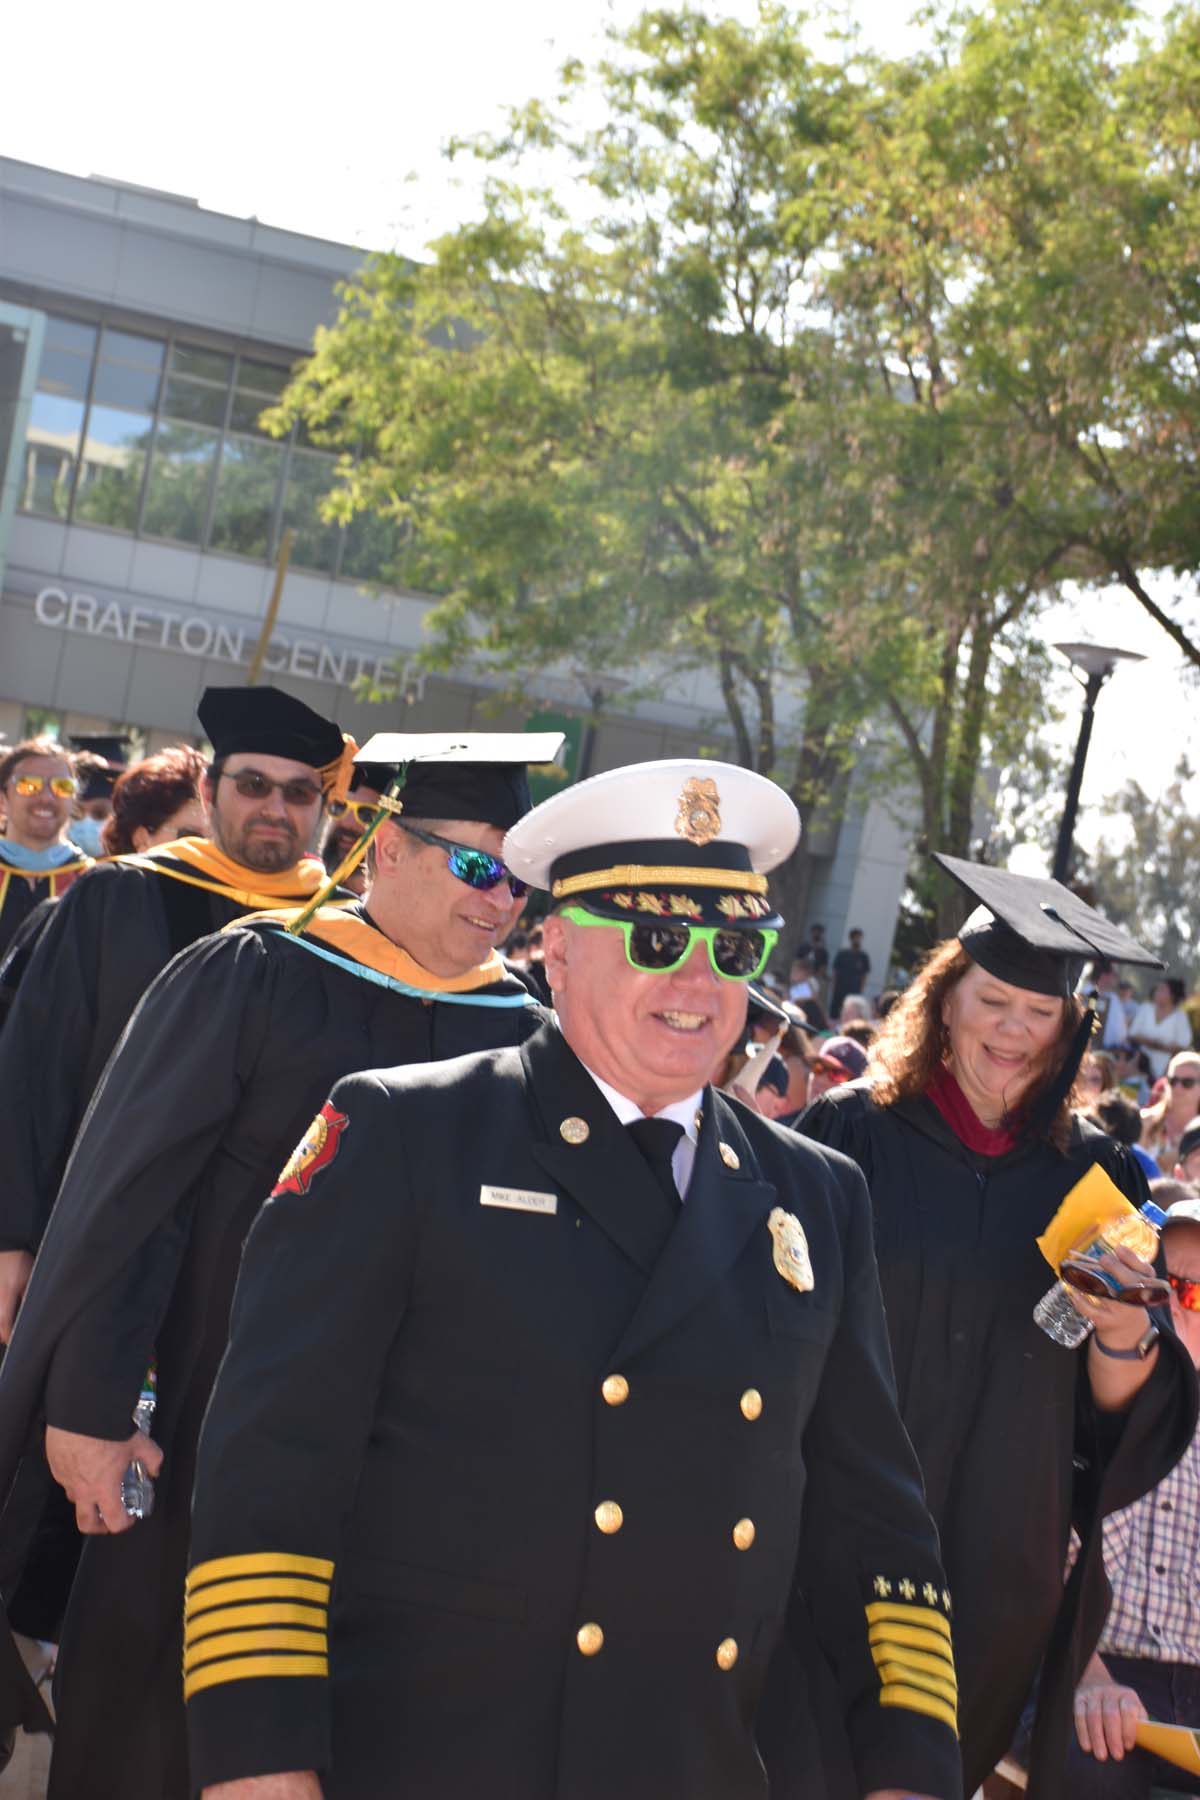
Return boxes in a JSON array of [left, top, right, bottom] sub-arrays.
[[1053, 640, 1146, 679]]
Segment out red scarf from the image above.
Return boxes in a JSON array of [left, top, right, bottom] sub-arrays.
[[926, 1065, 1021, 1156]]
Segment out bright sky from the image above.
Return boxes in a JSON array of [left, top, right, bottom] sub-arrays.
[[5, 0, 1196, 843]]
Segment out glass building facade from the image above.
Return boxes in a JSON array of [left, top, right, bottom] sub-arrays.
[[20, 314, 392, 579]]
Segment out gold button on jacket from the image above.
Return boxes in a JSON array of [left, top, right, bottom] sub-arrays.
[[732, 1518, 756, 1551], [594, 1500, 624, 1535], [576, 1622, 604, 1656], [739, 1387, 763, 1421], [716, 1638, 739, 1671], [601, 1374, 629, 1407]]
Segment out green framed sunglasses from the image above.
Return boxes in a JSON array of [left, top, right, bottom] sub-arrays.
[[560, 905, 777, 983]]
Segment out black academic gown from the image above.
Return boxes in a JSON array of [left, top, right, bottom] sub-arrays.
[[799, 1084, 1198, 1799], [0, 857, 90, 960], [0, 913, 544, 1800], [186, 1024, 963, 1800], [0, 854, 322, 1255]]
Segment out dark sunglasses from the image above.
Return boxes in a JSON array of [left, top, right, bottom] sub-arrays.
[[1167, 1271, 1200, 1312], [559, 905, 777, 982], [400, 822, 527, 899], [1169, 1075, 1200, 1090], [811, 1059, 850, 1083], [218, 769, 324, 807], [1059, 1257, 1171, 1309]]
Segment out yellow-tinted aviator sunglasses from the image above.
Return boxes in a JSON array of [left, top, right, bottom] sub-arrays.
[[11, 775, 77, 798], [560, 905, 777, 982]]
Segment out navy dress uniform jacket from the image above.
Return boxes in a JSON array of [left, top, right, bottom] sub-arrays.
[[187, 1023, 963, 1800]]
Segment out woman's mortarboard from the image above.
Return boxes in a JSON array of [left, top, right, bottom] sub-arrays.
[[933, 853, 1162, 999]]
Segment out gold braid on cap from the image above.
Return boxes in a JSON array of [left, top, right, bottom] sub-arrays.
[[551, 864, 768, 899]]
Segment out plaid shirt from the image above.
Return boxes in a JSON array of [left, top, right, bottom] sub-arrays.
[[1099, 1424, 1200, 1664]]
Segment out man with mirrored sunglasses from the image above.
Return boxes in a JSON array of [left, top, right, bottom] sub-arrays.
[[186, 757, 960, 1800], [0, 730, 560, 1799], [0, 738, 92, 957]]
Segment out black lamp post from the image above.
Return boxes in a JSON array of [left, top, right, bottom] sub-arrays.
[[1051, 640, 1145, 885]]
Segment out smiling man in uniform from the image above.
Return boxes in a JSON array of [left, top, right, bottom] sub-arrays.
[[185, 758, 961, 1800]]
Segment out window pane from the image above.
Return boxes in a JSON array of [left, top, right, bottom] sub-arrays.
[[92, 329, 163, 413], [237, 358, 290, 398], [281, 446, 341, 573], [37, 346, 93, 402], [342, 507, 403, 582], [73, 405, 153, 530], [44, 318, 97, 357], [209, 434, 285, 558], [229, 359, 289, 435], [101, 328, 164, 369], [141, 421, 219, 544], [170, 343, 232, 385], [20, 391, 85, 516], [228, 390, 280, 434], [162, 373, 227, 428], [92, 359, 161, 412]]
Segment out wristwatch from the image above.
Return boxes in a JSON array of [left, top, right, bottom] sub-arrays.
[[1093, 1321, 1160, 1360]]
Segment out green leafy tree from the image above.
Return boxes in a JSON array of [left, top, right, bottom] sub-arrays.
[[1080, 759, 1200, 986], [276, 0, 1196, 941]]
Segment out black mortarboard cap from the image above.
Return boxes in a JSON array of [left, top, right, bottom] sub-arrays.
[[68, 734, 132, 765], [198, 687, 344, 771], [934, 854, 1163, 999], [354, 731, 566, 832]]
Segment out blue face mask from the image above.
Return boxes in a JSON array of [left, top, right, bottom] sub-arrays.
[[68, 816, 108, 858]]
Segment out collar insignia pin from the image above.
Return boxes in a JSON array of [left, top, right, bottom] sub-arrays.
[[560, 1116, 590, 1145], [675, 776, 722, 846], [768, 1207, 814, 1292], [719, 1141, 740, 1170]]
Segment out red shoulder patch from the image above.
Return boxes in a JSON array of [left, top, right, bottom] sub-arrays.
[[272, 1102, 350, 1197]]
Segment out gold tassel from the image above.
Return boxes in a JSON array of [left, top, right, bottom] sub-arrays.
[[286, 770, 409, 936]]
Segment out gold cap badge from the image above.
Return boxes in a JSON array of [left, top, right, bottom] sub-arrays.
[[560, 1116, 590, 1145], [768, 1207, 814, 1293], [675, 776, 721, 846]]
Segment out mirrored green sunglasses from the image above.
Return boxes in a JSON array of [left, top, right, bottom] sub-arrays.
[[560, 905, 777, 983]]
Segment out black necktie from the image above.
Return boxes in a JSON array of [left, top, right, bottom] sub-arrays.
[[626, 1117, 685, 1215]]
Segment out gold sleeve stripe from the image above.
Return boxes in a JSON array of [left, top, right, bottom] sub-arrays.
[[187, 1553, 334, 1591], [880, 1684, 958, 1736], [871, 1642, 958, 1687], [869, 1620, 955, 1659], [865, 1601, 952, 1643], [187, 1577, 330, 1613], [184, 1653, 327, 1702], [873, 1659, 958, 1707], [184, 1629, 326, 1674], [186, 1602, 327, 1646]]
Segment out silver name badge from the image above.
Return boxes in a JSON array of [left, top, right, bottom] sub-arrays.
[[479, 1184, 558, 1216]]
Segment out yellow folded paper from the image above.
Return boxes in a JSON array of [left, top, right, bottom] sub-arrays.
[[1036, 1164, 1138, 1275], [1135, 1719, 1200, 1775]]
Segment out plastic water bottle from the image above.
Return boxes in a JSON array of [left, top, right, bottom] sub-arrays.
[[1033, 1199, 1167, 1348], [120, 1365, 157, 1521]]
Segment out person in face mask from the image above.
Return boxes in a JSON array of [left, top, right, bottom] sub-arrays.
[[66, 736, 133, 860]]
